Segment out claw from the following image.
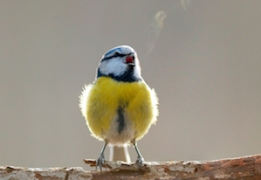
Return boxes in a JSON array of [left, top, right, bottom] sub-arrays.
[[135, 155, 144, 169], [96, 141, 108, 172], [131, 139, 145, 169], [96, 153, 105, 171]]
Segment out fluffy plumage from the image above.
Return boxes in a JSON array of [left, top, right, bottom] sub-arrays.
[[79, 45, 158, 169], [80, 76, 158, 145]]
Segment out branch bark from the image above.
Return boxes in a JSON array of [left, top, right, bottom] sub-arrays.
[[1, 154, 261, 180]]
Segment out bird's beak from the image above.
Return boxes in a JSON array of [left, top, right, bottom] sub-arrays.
[[125, 55, 135, 65]]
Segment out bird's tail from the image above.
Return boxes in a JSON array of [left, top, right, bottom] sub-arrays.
[[109, 145, 131, 163]]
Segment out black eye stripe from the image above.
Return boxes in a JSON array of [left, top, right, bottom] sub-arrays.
[[102, 52, 132, 61], [112, 53, 125, 58]]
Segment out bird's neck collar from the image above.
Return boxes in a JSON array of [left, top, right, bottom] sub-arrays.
[[96, 67, 142, 82]]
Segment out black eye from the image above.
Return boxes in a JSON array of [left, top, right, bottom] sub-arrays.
[[114, 52, 120, 56], [112, 52, 125, 58]]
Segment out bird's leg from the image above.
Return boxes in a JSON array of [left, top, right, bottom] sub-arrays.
[[131, 139, 144, 168], [96, 141, 108, 171]]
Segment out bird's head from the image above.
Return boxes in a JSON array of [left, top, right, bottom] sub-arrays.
[[97, 45, 142, 82]]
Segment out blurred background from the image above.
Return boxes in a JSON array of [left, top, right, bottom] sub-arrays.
[[1, 0, 261, 169]]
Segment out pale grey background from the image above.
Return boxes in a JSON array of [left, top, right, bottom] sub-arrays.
[[1, 0, 261, 169]]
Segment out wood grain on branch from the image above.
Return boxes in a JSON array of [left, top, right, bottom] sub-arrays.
[[1, 154, 261, 180]]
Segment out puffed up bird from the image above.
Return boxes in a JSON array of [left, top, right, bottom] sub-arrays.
[[79, 45, 158, 170]]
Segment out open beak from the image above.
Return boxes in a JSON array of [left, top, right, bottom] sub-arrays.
[[125, 55, 135, 65]]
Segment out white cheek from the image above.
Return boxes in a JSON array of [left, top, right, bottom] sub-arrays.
[[99, 59, 127, 76], [99, 57, 142, 80], [133, 64, 141, 79]]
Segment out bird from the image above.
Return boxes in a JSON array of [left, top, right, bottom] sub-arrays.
[[79, 45, 158, 170]]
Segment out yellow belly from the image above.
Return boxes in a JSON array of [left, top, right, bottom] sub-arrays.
[[80, 77, 158, 144]]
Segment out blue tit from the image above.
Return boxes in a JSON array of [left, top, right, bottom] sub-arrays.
[[79, 45, 158, 170]]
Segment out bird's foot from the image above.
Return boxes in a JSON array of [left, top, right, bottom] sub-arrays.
[[135, 156, 144, 169], [96, 153, 105, 172]]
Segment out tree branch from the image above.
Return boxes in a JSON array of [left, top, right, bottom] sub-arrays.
[[1, 154, 261, 179]]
